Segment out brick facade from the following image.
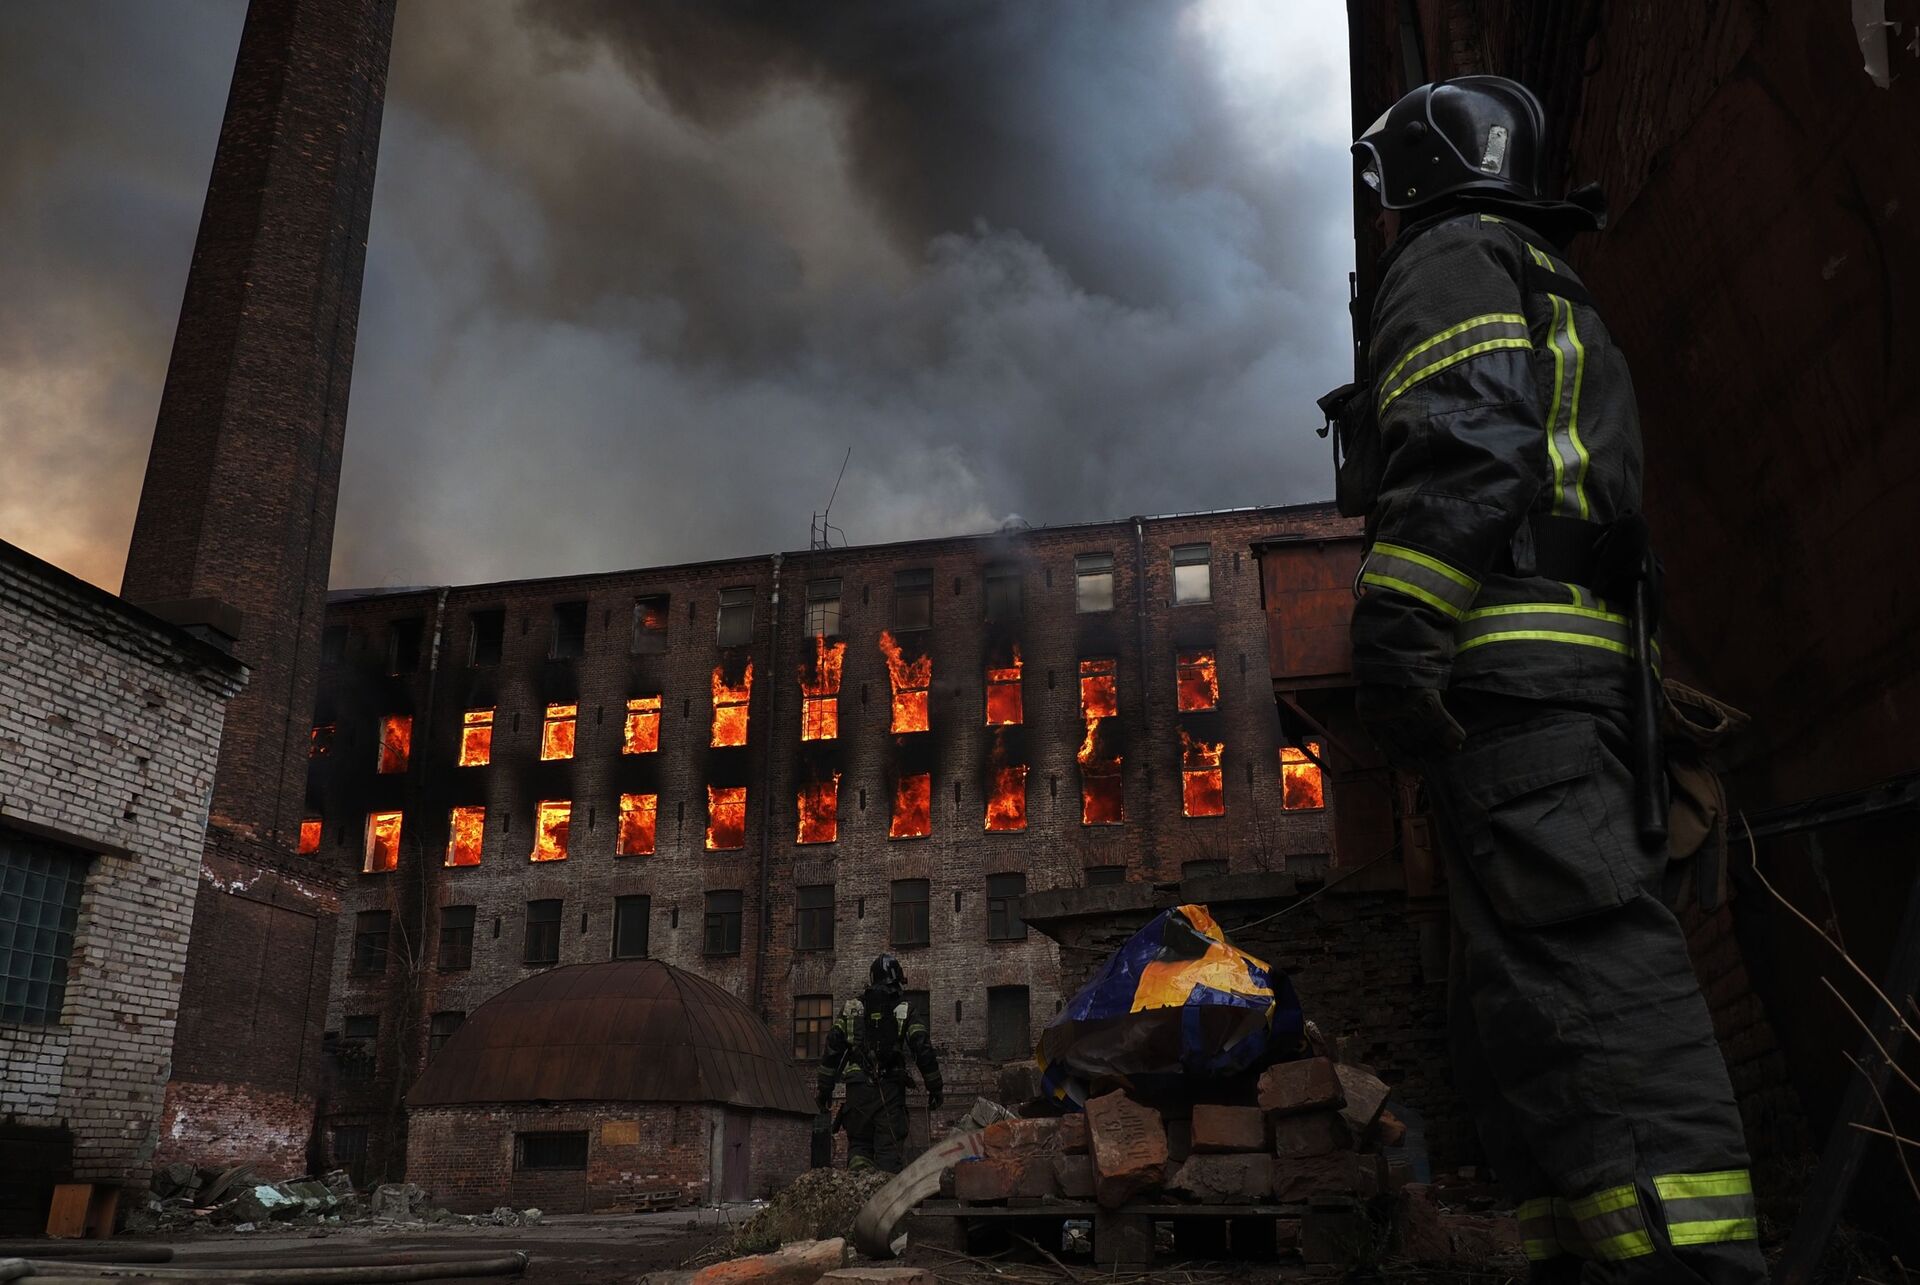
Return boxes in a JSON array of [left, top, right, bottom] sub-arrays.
[[0, 540, 244, 1227]]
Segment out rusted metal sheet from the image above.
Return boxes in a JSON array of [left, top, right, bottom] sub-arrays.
[[1251, 537, 1363, 687], [406, 960, 813, 1115]]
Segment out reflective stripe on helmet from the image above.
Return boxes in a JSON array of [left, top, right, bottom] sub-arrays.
[[1359, 542, 1480, 619], [1527, 245, 1594, 519], [1378, 313, 1531, 414], [1653, 1170, 1759, 1247]]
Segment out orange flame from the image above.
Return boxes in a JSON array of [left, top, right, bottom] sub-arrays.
[[1080, 756, 1125, 825], [707, 785, 748, 850], [309, 723, 335, 758], [890, 773, 932, 840], [363, 811, 402, 873], [618, 792, 658, 856], [1076, 660, 1124, 824], [1079, 658, 1118, 719], [797, 774, 840, 844], [458, 708, 493, 767], [623, 695, 661, 754], [297, 817, 322, 855], [1175, 649, 1219, 712], [377, 715, 413, 774], [531, 800, 571, 862], [711, 661, 753, 748], [985, 645, 1024, 726], [540, 703, 577, 760], [446, 805, 485, 866], [985, 764, 1028, 831], [1280, 744, 1326, 811], [1180, 730, 1226, 817], [800, 637, 846, 741], [878, 631, 932, 733]]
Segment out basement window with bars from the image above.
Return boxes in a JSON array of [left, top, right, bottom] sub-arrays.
[[516, 1132, 589, 1172], [549, 601, 588, 660], [363, 812, 402, 874], [337, 1016, 378, 1082], [805, 578, 842, 639], [445, 806, 485, 867], [986, 872, 1026, 942], [704, 891, 743, 956], [1172, 543, 1212, 604], [376, 715, 412, 774], [438, 906, 476, 971], [890, 879, 930, 948], [717, 587, 755, 648], [0, 833, 88, 1025], [623, 695, 661, 754], [613, 894, 651, 960], [350, 911, 390, 975], [458, 708, 494, 767], [540, 703, 577, 760], [1075, 553, 1115, 613], [524, 899, 562, 966], [892, 569, 932, 632], [631, 595, 669, 654], [793, 995, 833, 1061], [468, 609, 504, 666], [427, 1011, 464, 1057], [617, 793, 658, 857], [796, 884, 835, 952]]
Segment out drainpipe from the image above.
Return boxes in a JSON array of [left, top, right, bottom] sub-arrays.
[[752, 553, 783, 1021], [1131, 519, 1158, 872]]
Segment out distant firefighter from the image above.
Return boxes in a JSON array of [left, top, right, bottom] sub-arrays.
[[815, 954, 943, 1172]]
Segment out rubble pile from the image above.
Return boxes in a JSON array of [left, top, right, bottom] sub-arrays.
[[124, 1166, 543, 1237], [728, 1168, 891, 1256]]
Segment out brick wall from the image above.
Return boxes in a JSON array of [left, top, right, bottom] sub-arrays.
[[0, 540, 244, 1213]]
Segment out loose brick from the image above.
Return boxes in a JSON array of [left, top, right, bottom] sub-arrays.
[[1054, 1154, 1095, 1200], [1272, 1109, 1351, 1159], [1377, 1110, 1407, 1147], [1057, 1114, 1089, 1154], [1335, 1064, 1390, 1136], [1271, 1152, 1386, 1203], [1085, 1091, 1167, 1209], [1168, 1153, 1273, 1204], [1190, 1104, 1266, 1153], [1257, 1058, 1345, 1116], [953, 1158, 1017, 1203]]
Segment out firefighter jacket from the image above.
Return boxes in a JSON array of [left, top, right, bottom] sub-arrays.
[[816, 986, 942, 1097], [1353, 209, 1647, 707]]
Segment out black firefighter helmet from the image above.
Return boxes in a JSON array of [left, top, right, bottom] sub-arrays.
[[870, 953, 906, 990], [1353, 75, 1546, 211]]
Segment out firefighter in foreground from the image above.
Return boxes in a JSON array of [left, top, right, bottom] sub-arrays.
[[816, 954, 943, 1172], [1340, 78, 1764, 1282]]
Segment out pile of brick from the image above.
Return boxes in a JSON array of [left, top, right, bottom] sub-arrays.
[[126, 1165, 364, 1234]]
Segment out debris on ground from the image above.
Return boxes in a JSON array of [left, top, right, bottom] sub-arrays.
[[123, 1164, 545, 1237], [728, 1170, 890, 1256], [644, 1236, 850, 1285]]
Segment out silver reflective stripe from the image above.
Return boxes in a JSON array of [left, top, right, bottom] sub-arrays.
[[1528, 245, 1593, 519], [1570, 1184, 1654, 1261], [1377, 312, 1531, 414], [1359, 542, 1480, 619], [1654, 1170, 1759, 1248], [1456, 602, 1653, 660]]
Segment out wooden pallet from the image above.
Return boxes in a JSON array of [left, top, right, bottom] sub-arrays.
[[910, 1199, 1311, 1269], [605, 1187, 683, 1213]]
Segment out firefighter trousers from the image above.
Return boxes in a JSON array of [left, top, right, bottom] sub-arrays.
[[1423, 695, 1766, 1284], [844, 1079, 910, 1173]]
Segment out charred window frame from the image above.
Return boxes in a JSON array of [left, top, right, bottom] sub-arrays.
[[321, 624, 349, 663], [427, 1011, 464, 1057], [892, 569, 932, 632], [983, 566, 1022, 622], [890, 879, 930, 948], [437, 905, 476, 971], [631, 594, 670, 654], [1075, 553, 1115, 613], [1281, 741, 1327, 811], [986, 872, 1026, 942], [362, 811, 402, 874], [350, 910, 390, 974], [339, 1014, 378, 1081], [805, 578, 842, 639], [717, 587, 755, 648], [1085, 865, 1127, 887], [457, 708, 493, 767], [309, 722, 336, 758], [796, 884, 835, 952], [298, 817, 323, 855], [613, 894, 651, 960], [793, 994, 833, 1061], [0, 834, 88, 1025], [987, 985, 1032, 1062], [704, 890, 744, 956], [445, 805, 485, 867], [376, 714, 412, 774], [1172, 543, 1212, 604], [386, 617, 423, 675], [524, 899, 562, 966], [468, 609, 505, 667], [540, 703, 577, 760], [549, 600, 588, 660], [515, 1132, 588, 1171]]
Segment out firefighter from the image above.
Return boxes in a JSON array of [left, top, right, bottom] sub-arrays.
[[1341, 77, 1766, 1282], [815, 954, 943, 1173]]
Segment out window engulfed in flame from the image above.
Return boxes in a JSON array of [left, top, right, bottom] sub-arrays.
[[711, 661, 753, 748], [890, 773, 932, 840], [458, 708, 493, 767], [618, 792, 657, 856], [540, 703, 577, 760], [1180, 730, 1226, 817], [799, 636, 846, 741], [1175, 650, 1219, 712], [530, 800, 571, 862], [1079, 658, 1118, 718], [797, 774, 840, 844], [377, 714, 413, 774], [297, 817, 322, 855], [878, 631, 932, 733], [985, 764, 1028, 831], [363, 811, 402, 873], [446, 805, 485, 866], [1078, 659, 1123, 824], [985, 646, 1023, 726], [309, 723, 335, 758], [1080, 758, 1125, 825], [1281, 744, 1326, 811], [707, 785, 748, 850], [623, 695, 661, 754]]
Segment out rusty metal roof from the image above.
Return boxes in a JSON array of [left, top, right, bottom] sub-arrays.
[[406, 960, 813, 1115]]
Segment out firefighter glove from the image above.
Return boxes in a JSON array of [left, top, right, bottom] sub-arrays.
[[1356, 683, 1465, 765], [815, 1083, 834, 1111], [926, 1080, 944, 1112]]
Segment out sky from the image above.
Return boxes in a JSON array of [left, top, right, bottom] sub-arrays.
[[0, 0, 1356, 592]]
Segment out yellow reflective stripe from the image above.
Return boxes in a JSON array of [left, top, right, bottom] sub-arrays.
[[1380, 335, 1532, 413], [1380, 311, 1527, 394], [1523, 1237, 1562, 1261], [1571, 1185, 1638, 1219], [1565, 292, 1593, 517], [1528, 244, 1592, 519], [1374, 541, 1477, 591], [1457, 629, 1631, 656], [1591, 1228, 1656, 1260], [1360, 572, 1466, 620], [1653, 1169, 1753, 1201], [1668, 1217, 1759, 1247], [1464, 602, 1626, 624], [1516, 1197, 1556, 1221]]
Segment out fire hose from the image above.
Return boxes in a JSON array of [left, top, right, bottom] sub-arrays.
[[0, 1250, 531, 1282]]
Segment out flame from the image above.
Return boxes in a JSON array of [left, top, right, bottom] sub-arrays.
[[878, 631, 932, 733], [530, 800, 571, 862], [297, 817, 322, 855], [446, 805, 485, 867], [1180, 730, 1226, 817], [363, 811, 402, 873], [985, 763, 1028, 831], [985, 645, 1024, 726], [1077, 660, 1124, 824], [797, 774, 841, 844], [458, 708, 493, 767], [309, 723, 335, 758], [377, 715, 413, 774], [1281, 744, 1326, 811], [1175, 649, 1219, 712], [618, 792, 658, 856], [889, 773, 932, 840], [799, 636, 846, 741], [1080, 756, 1125, 825], [707, 785, 748, 850], [638, 597, 668, 633], [711, 661, 753, 748], [1079, 658, 1118, 719], [540, 703, 577, 760], [623, 695, 661, 754]]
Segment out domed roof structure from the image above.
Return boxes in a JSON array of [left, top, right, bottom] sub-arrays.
[[406, 960, 812, 1114]]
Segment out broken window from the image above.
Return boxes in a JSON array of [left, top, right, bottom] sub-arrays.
[[706, 785, 747, 851], [321, 624, 348, 663], [468, 609, 504, 666], [878, 632, 931, 733], [890, 879, 930, 948], [717, 587, 755, 648], [458, 708, 493, 767], [428, 1011, 464, 1057], [617, 793, 657, 857], [0, 836, 87, 1024], [805, 578, 842, 639], [297, 817, 323, 855], [799, 636, 845, 741], [622, 695, 662, 754], [309, 722, 335, 758], [516, 1132, 587, 1171], [530, 801, 571, 863], [363, 811, 402, 874], [1175, 649, 1219, 712], [796, 884, 835, 951], [704, 890, 743, 956], [613, 894, 650, 960], [445, 806, 485, 867], [889, 773, 931, 840], [1172, 543, 1212, 604], [986, 872, 1026, 942], [892, 569, 932, 632], [524, 899, 562, 966], [984, 565, 1022, 622], [540, 703, 576, 760], [711, 662, 752, 747], [987, 985, 1032, 1062], [351, 910, 390, 975], [376, 714, 412, 774], [797, 775, 839, 845], [631, 595, 669, 654], [985, 648, 1024, 726], [549, 600, 588, 660], [1079, 658, 1119, 718], [793, 994, 833, 1061], [1078, 658, 1124, 825], [1281, 743, 1326, 811], [1075, 553, 1115, 613], [985, 764, 1028, 832], [1180, 731, 1226, 817], [386, 618, 423, 675], [339, 1015, 377, 1081], [438, 906, 475, 971]]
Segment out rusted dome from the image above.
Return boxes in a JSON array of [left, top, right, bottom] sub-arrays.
[[406, 960, 811, 1114]]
